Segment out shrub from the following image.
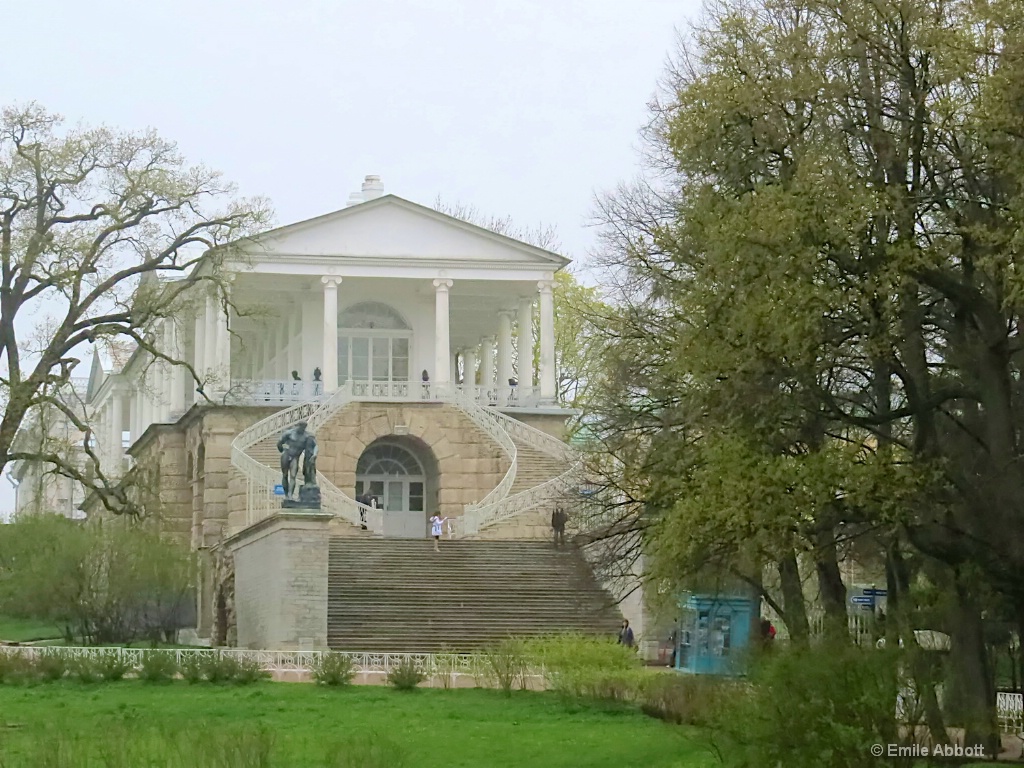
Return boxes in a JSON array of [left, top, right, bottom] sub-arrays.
[[94, 649, 133, 682], [709, 642, 906, 768], [34, 649, 69, 682], [386, 658, 425, 691], [638, 672, 737, 725], [234, 656, 270, 685], [311, 652, 355, 687], [179, 653, 205, 683], [0, 650, 36, 685], [431, 651, 459, 690], [68, 654, 103, 684], [523, 633, 642, 700], [201, 651, 242, 684], [483, 638, 528, 696], [138, 650, 178, 683]]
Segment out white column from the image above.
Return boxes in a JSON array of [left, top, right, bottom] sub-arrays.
[[213, 284, 231, 393], [128, 388, 139, 442], [168, 319, 185, 415], [497, 310, 514, 387], [192, 307, 206, 396], [481, 336, 496, 391], [287, 310, 301, 379], [322, 277, 341, 392], [110, 392, 124, 473], [301, 299, 319, 384], [538, 279, 556, 401], [463, 346, 478, 387], [158, 320, 172, 422], [516, 298, 534, 385], [204, 291, 217, 380], [97, 404, 110, 471], [433, 279, 453, 384]]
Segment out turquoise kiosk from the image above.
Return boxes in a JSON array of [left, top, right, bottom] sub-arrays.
[[676, 595, 754, 675]]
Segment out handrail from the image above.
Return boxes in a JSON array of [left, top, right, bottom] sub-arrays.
[[441, 389, 579, 536]]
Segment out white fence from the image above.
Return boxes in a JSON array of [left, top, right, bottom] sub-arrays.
[[0, 646, 526, 685]]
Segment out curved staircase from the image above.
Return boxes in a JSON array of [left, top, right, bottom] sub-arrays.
[[230, 383, 583, 538]]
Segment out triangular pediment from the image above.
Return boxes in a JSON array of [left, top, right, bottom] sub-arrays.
[[250, 196, 568, 267]]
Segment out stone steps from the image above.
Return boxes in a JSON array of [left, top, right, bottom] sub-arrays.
[[327, 539, 621, 652]]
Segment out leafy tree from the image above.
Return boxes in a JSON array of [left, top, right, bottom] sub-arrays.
[[0, 512, 194, 644], [0, 103, 270, 514], [590, 0, 1024, 749]]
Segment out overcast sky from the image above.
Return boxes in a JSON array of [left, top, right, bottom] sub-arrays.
[[1, 0, 701, 514]]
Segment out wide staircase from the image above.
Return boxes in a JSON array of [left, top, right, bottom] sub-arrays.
[[327, 539, 622, 651]]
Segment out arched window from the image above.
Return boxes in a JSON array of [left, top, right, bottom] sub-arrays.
[[355, 442, 425, 513], [338, 302, 411, 383]]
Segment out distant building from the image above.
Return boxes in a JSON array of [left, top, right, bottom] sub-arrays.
[[11, 177, 628, 649]]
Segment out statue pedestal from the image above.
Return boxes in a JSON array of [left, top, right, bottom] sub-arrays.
[[282, 484, 322, 510]]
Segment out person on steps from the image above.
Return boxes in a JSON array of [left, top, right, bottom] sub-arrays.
[[430, 512, 449, 552], [551, 506, 567, 548]]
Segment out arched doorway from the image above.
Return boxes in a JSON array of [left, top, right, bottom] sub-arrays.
[[355, 438, 435, 538]]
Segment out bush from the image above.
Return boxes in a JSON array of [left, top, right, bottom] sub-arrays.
[[431, 651, 459, 690], [201, 651, 242, 684], [639, 672, 737, 725], [709, 643, 906, 768], [523, 633, 642, 701], [68, 654, 103, 684], [234, 656, 270, 685], [0, 651, 36, 685], [94, 649, 133, 682], [311, 652, 355, 687], [180, 653, 205, 684], [386, 658, 425, 691], [483, 639, 529, 696], [138, 650, 178, 683], [34, 650, 69, 682]]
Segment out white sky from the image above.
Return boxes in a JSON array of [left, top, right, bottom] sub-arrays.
[[1, 0, 701, 515]]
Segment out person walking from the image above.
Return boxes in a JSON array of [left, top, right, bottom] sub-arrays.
[[430, 512, 448, 552], [551, 506, 567, 548], [618, 619, 635, 648]]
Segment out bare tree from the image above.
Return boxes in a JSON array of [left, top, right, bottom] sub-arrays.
[[0, 103, 271, 514]]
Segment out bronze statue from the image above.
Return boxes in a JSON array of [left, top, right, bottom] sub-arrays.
[[277, 421, 309, 501]]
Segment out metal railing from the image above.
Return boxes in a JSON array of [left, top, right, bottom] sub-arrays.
[[225, 379, 546, 408]]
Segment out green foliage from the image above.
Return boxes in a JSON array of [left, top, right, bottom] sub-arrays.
[[33, 650, 69, 682], [482, 638, 529, 696], [68, 655, 103, 684], [311, 652, 355, 687], [200, 652, 242, 684], [386, 658, 425, 691], [0, 651, 35, 685], [94, 649, 133, 682], [137, 650, 178, 683], [524, 633, 642, 701], [638, 673, 738, 726], [233, 656, 270, 685], [180, 653, 205, 684], [431, 650, 459, 689], [0, 514, 194, 646], [711, 644, 905, 768]]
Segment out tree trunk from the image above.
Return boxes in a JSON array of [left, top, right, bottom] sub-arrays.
[[813, 527, 849, 642], [779, 552, 810, 647], [949, 577, 999, 753]]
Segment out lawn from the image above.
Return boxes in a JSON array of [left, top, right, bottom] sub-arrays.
[[0, 614, 61, 643], [0, 682, 715, 767]]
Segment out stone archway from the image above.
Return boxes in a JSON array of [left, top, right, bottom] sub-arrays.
[[355, 436, 438, 538]]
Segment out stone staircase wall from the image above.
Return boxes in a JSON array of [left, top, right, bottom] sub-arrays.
[[328, 539, 622, 652]]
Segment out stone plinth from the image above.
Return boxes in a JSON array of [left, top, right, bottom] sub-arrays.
[[227, 511, 332, 650]]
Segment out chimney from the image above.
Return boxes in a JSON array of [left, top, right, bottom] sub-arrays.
[[345, 191, 364, 208], [361, 174, 384, 200]]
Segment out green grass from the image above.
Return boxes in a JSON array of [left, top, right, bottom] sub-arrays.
[[0, 682, 715, 767], [0, 615, 62, 642]]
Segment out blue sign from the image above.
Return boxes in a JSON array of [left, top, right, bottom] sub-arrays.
[[273, 484, 285, 496], [850, 596, 874, 606], [863, 588, 887, 597]]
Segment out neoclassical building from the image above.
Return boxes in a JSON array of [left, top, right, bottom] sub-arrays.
[[23, 176, 619, 649]]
